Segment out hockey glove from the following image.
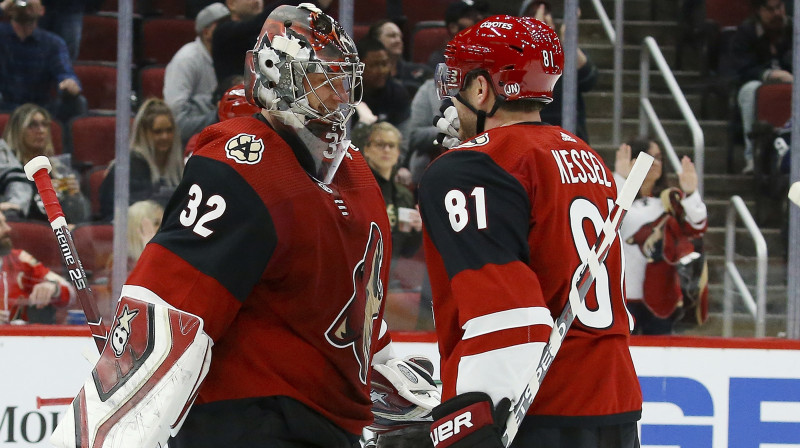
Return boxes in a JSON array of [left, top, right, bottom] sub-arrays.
[[370, 356, 441, 434], [433, 98, 461, 149], [430, 392, 511, 448]]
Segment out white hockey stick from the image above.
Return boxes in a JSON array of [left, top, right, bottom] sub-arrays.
[[501, 153, 654, 447]]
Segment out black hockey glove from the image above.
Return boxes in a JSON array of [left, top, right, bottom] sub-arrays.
[[429, 392, 511, 448], [432, 98, 461, 149]]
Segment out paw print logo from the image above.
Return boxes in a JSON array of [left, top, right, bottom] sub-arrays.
[[225, 133, 265, 165]]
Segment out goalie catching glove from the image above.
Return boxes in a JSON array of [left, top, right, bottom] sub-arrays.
[[369, 356, 441, 435], [433, 98, 461, 149], [50, 295, 212, 448], [430, 392, 511, 448]]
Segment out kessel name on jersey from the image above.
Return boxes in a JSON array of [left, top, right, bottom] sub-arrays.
[[550, 148, 612, 187], [226, 133, 265, 164]]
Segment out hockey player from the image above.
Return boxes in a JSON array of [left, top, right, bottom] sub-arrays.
[[49, 4, 436, 447], [419, 16, 643, 448]]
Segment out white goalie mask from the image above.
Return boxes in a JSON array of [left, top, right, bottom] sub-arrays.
[[245, 3, 363, 126], [244, 3, 363, 184]]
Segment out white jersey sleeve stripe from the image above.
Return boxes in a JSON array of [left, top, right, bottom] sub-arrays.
[[462, 307, 554, 340], [456, 342, 547, 407]]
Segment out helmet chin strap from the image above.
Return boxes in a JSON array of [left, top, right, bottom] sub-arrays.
[[454, 92, 503, 135]]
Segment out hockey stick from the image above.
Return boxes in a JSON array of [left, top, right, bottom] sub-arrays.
[[24, 156, 108, 353], [501, 153, 654, 447]]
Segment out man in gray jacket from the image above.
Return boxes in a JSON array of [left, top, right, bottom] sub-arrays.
[[163, 2, 230, 145]]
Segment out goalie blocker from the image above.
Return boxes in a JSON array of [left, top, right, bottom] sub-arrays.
[[51, 295, 212, 448]]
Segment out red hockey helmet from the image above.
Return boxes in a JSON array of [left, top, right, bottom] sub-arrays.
[[434, 15, 563, 103], [217, 84, 261, 122], [244, 3, 363, 126]]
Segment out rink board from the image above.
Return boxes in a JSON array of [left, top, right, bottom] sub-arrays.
[[1, 327, 799, 447]]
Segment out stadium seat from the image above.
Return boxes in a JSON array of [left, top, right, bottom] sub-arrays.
[[410, 21, 448, 64], [8, 221, 63, 274], [74, 62, 118, 111], [755, 83, 792, 128], [78, 13, 119, 62], [352, 24, 370, 44], [70, 114, 117, 170], [139, 65, 166, 100], [141, 18, 196, 65], [71, 223, 114, 283], [401, 0, 450, 30], [85, 166, 109, 219], [354, 0, 386, 25], [0, 113, 63, 154], [151, 0, 186, 18]]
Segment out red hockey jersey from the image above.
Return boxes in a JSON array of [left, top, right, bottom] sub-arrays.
[[418, 123, 642, 426], [127, 116, 392, 435]]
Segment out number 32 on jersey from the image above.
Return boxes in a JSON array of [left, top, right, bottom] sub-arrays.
[[180, 183, 227, 238]]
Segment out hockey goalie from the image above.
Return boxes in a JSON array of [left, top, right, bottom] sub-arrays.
[[50, 3, 428, 447]]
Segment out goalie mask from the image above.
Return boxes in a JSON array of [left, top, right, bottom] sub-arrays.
[[245, 3, 363, 126], [244, 3, 363, 184]]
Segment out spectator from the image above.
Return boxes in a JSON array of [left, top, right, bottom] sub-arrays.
[[211, 0, 266, 87], [164, 2, 230, 145], [523, 1, 598, 143], [0, 139, 32, 220], [126, 199, 163, 267], [732, 0, 792, 174], [2, 103, 90, 223], [0, 0, 88, 124], [356, 122, 421, 262], [614, 138, 709, 335], [354, 37, 410, 133], [39, 0, 90, 61], [0, 210, 74, 324], [425, 0, 486, 70], [367, 19, 432, 97], [99, 98, 183, 220], [404, 79, 449, 188]]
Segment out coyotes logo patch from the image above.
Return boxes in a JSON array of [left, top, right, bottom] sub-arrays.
[[225, 133, 264, 164], [325, 222, 385, 384]]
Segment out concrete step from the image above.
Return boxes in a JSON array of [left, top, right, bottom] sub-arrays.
[[583, 91, 703, 120], [706, 254, 788, 286], [584, 42, 680, 71], [590, 143, 733, 175], [706, 283, 789, 315], [581, 0, 679, 22], [677, 311, 788, 338], [594, 68, 705, 91], [703, 226, 784, 258], [580, 19, 683, 48], [586, 117, 728, 147]]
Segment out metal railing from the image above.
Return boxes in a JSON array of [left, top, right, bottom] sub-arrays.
[[723, 195, 768, 337], [638, 36, 705, 196], [588, 0, 623, 146]]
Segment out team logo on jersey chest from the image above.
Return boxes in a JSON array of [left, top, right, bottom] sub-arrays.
[[225, 133, 264, 164], [325, 222, 385, 384]]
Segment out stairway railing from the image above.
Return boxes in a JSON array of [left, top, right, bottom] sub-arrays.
[[723, 195, 768, 337], [638, 36, 705, 196], [587, 0, 624, 146]]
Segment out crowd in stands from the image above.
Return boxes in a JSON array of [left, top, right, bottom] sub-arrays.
[[2, 0, 786, 333]]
